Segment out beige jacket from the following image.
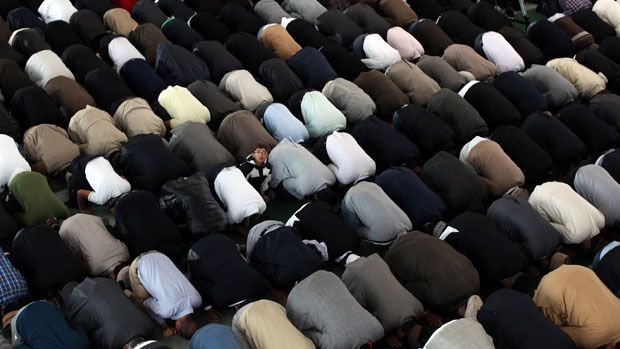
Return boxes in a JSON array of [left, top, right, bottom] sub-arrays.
[[546, 58, 606, 100], [23, 124, 80, 174], [385, 60, 441, 106], [68, 105, 128, 156], [443, 44, 497, 81], [232, 300, 315, 349], [113, 97, 166, 137]]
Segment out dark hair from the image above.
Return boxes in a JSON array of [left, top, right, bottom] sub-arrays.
[[178, 314, 198, 340], [253, 143, 269, 152], [314, 187, 339, 206]]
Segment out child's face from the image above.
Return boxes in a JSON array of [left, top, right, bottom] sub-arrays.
[[253, 148, 268, 165]]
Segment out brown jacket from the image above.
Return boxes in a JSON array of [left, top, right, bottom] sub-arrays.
[[443, 44, 497, 81], [104, 8, 139, 37], [385, 60, 440, 106], [259, 24, 302, 61], [217, 110, 277, 162], [44, 76, 96, 118], [379, 0, 418, 26], [534, 265, 620, 348], [467, 138, 524, 196]]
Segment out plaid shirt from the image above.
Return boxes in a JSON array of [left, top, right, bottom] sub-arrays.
[[0, 249, 28, 307], [559, 0, 592, 15]]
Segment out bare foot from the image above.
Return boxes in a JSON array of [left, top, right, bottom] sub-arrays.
[[385, 334, 402, 348], [205, 308, 221, 323], [425, 311, 443, 327]]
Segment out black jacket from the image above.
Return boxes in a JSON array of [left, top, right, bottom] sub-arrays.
[[10, 86, 65, 132], [289, 201, 360, 261], [462, 82, 521, 130], [319, 43, 367, 82], [447, 212, 529, 284], [316, 9, 363, 47], [467, 1, 511, 31], [67, 155, 98, 208], [12, 224, 88, 296], [0, 103, 20, 141], [393, 103, 455, 160], [225, 32, 275, 75], [0, 58, 35, 102], [477, 289, 577, 349], [527, 19, 575, 61], [188, 12, 232, 43], [131, 0, 168, 28], [7, 7, 46, 32], [154, 42, 211, 86], [115, 190, 185, 262], [158, 0, 195, 21], [250, 227, 323, 290], [61, 44, 110, 83], [557, 103, 619, 156], [161, 18, 204, 51], [593, 245, 620, 298], [186, 80, 241, 129], [571, 9, 616, 44], [409, 19, 453, 56], [285, 18, 329, 49], [0, 40, 25, 67], [376, 167, 447, 229], [10, 28, 50, 58], [119, 58, 167, 104], [74, 0, 114, 17], [44, 20, 83, 56], [576, 49, 620, 94], [421, 151, 488, 215], [218, 3, 264, 35], [258, 58, 304, 103], [84, 66, 135, 115], [288, 47, 337, 91], [521, 111, 586, 169], [437, 11, 484, 47], [193, 41, 243, 84], [119, 134, 190, 194], [159, 174, 227, 237], [69, 9, 108, 50], [493, 71, 547, 118], [488, 196, 563, 261], [188, 234, 266, 309], [352, 116, 420, 172], [490, 125, 554, 187]]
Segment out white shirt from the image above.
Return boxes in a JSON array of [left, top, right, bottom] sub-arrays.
[[214, 166, 267, 224], [529, 181, 604, 244], [326, 132, 376, 185], [85, 157, 131, 205], [25, 50, 75, 88], [0, 135, 31, 190], [361, 34, 402, 71], [481, 31, 525, 74], [220, 70, 273, 112], [138, 252, 202, 322], [281, 17, 296, 28], [108, 37, 145, 72], [38, 0, 77, 23]]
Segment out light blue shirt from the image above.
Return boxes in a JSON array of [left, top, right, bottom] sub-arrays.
[[263, 103, 309, 143]]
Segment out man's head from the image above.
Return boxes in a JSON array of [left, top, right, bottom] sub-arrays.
[[176, 314, 198, 340], [251, 144, 269, 166]]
